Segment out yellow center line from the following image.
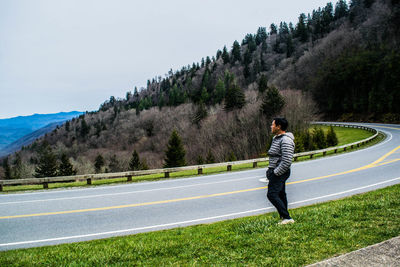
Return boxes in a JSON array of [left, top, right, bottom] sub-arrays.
[[1, 136, 400, 220]]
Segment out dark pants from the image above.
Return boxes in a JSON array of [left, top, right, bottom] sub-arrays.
[[266, 168, 291, 219]]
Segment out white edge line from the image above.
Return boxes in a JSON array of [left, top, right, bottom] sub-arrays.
[[1, 177, 399, 248], [0, 207, 273, 247]]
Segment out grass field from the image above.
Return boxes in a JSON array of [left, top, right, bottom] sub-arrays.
[[1, 183, 399, 266], [1, 125, 378, 193]]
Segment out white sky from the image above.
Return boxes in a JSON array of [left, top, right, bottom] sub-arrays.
[[0, 0, 337, 119]]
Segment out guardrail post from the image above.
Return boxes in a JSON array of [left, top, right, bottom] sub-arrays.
[[310, 154, 314, 159], [198, 168, 203, 175], [127, 175, 132, 182], [87, 178, 92, 185], [344, 147, 347, 151], [294, 156, 298, 161], [323, 151, 327, 156], [253, 162, 257, 168], [0, 184, 3, 192], [227, 165, 232, 171], [165, 172, 170, 178], [43, 182, 48, 189]]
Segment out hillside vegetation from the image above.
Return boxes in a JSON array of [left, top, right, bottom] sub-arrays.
[[0, 0, 398, 179]]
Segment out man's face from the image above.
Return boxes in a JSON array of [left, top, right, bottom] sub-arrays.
[[271, 120, 281, 135]]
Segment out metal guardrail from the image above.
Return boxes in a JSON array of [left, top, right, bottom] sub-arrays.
[[0, 123, 379, 191]]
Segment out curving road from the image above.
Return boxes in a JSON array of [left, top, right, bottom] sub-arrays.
[[0, 123, 399, 251]]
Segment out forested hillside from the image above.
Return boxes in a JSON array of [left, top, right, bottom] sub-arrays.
[[1, 0, 399, 179]]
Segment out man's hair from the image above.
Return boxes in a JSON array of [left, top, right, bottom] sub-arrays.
[[273, 117, 289, 131]]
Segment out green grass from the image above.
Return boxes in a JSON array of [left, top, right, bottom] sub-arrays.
[[1, 183, 399, 266], [1, 126, 377, 193]]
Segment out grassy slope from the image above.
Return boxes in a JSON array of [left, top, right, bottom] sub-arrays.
[[1, 183, 399, 266]]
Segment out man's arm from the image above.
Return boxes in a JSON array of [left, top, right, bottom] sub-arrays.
[[274, 137, 294, 176]]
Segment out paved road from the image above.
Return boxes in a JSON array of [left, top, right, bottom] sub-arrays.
[[0, 123, 399, 251]]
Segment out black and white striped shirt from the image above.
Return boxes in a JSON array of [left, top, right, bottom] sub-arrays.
[[268, 132, 295, 176]]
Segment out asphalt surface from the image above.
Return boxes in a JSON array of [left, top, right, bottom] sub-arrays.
[[0, 123, 399, 251]]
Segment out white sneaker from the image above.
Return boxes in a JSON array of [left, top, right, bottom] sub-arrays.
[[278, 219, 295, 225]]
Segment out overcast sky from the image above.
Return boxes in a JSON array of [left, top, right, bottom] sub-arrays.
[[0, 0, 337, 119]]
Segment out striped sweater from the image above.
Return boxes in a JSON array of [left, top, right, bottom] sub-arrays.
[[268, 132, 295, 176]]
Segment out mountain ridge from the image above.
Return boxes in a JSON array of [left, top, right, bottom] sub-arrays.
[[0, 111, 84, 154]]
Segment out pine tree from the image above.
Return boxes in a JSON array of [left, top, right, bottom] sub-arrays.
[[3, 157, 12, 179], [164, 130, 186, 168], [326, 126, 339, 146], [80, 119, 90, 138], [58, 153, 77, 176], [296, 13, 309, 42], [12, 153, 22, 179], [196, 155, 204, 165], [231, 40, 241, 63], [192, 101, 208, 126], [35, 142, 58, 178], [270, 23, 278, 35], [334, 0, 349, 19], [258, 74, 269, 94], [227, 152, 237, 162], [108, 154, 119, 172], [214, 79, 226, 104], [129, 150, 141, 171], [94, 154, 105, 173], [256, 27, 267, 45], [206, 150, 216, 164], [65, 121, 70, 132], [224, 83, 246, 111], [222, 46, 230, 64], [260, 86, 285, 117], [312, 127, 327, 149]]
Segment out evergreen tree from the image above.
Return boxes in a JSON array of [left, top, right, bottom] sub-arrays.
[[12, 153, 22, 179], [302, 129, 316, 151], [80, 119, 90, 138], [108, 154, 119, 172], [256, 27, 267, 45], [260, 86, 285, 117], [129, 150, 141, 171], [334, 0, 349, 19], [222, 46, 230, 64], [286, 35, 294, 57], [58, 153, 77, 176], [35, 142, 58, 178], [164, 129, 186, 168], [3, 157, 12, 179], [231, 40, 241, 63], [65, 121, 70, 132], [214, 79, 226, 104], [326, 126, 339, 147], [296, 13, 309, 42], [192, 101, 208, 126], [227, 152, 237, 162], [206, 150, 216, 164], [258, 74, 269, 94], [94, 154, 105, 173], [270, 23, 278, 35], [224, 83, 246, 111], [196, 155, 204, 165], [312, 127, 327, 149]]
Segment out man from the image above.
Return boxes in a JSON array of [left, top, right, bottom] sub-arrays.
[[267, 117, 295, 224]]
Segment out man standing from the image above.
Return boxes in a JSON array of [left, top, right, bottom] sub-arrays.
[[267, 117, 295, 224]]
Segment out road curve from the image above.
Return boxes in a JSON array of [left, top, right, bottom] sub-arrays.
[[0, 123, 399, 251]]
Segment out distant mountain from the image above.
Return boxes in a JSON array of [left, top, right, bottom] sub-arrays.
[[0, 122, 65, 157], [0, 111, 83, 154]]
